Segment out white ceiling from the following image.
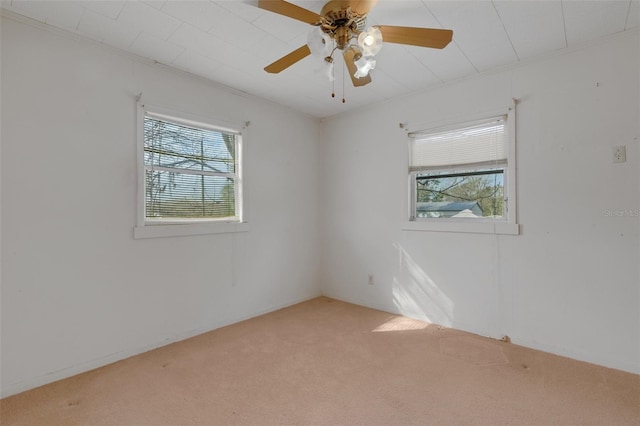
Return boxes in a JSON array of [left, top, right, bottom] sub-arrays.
[[2, 0, 639, 118]]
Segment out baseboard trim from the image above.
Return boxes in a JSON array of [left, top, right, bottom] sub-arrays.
[[321, 292, 640, 376], [1, 292, 322, 398]]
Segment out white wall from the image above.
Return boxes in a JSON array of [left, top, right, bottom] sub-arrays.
[[320, 31, 640, 374], [1, 13, 638, 400], [0, 16, 321, 396]]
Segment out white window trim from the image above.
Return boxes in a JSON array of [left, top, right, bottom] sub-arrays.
[[134, 103, 248, 239], [404, 105, 519, 236]]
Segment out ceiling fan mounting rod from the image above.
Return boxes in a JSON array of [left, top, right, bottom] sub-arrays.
[[334, 26, 352, 50]]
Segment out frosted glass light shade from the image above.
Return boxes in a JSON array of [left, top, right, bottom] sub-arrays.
[[314, 57, 335, 81], [357, 27, 383, 56], [354, 55, 376, 78], [307, 27, 332, 58]]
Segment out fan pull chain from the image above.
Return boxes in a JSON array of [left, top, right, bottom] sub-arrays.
[[329, 54, 345, 103], [342, 66, 346, 103], [331, 64, 335, 98]]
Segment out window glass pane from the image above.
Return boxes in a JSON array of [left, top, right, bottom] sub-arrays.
[[416, 169, 504, 218], [142, 113, 240, 222], [144, 117, 235, 174], [145, 170, 235, 219]]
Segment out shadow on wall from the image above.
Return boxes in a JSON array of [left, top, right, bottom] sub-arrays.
[[392, 243, 454, 327]]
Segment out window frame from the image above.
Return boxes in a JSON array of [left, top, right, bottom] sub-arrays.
[[134, 103, 248, 239], [405, 106, 519, 235]]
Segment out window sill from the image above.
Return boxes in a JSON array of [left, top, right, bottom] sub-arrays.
[[402, 220, 519, 235], [134, 221, 249, 239]]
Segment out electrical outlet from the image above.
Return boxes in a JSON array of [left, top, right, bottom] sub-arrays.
[[368, 274, 374, 285], [612, 145, 626, 163]]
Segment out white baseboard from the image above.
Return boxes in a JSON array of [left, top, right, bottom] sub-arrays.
[[1, 292, 322, 398], [322, 292, 640, 376]]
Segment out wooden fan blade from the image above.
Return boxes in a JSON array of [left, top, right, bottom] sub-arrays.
[[264, 45, 311, 73], [375, 25, 453, 49], [343, 47, 372, 87], [347, 0, 379, 14], [257, 0, 322, 24]]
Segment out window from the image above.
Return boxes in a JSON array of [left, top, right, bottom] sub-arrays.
[[407, 109, 518, 235], [135, 105, 246, 239]]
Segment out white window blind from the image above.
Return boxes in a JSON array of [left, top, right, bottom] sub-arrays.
[[143, 114, 239, 221], [409, 116, 507, 172]]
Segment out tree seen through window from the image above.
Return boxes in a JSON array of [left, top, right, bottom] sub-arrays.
[[144, 117, 237, 219], [416, 169, 504, 218]]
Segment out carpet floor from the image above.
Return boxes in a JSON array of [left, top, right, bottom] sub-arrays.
[[1, 297, 639, 425]]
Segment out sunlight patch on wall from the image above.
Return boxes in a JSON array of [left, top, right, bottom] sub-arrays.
[[392, 243, 454, 327]]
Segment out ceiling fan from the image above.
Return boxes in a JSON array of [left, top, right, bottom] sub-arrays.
[[257, 0, 453, 88]]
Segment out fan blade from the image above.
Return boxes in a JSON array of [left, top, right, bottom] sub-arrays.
[[343, 47, 372, 87], [375, 25, 453, 49], [257, 0, 322, 24], [347, 0, 379, 14], [264, 45, 311, 73]]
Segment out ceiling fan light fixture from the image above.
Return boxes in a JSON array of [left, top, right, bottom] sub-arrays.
[[311, 55, 334, 81], [307, 27, 332, 58], [357, 26, 383, 57], [354, 54, 376, 78], [319, 56, 335, 81]]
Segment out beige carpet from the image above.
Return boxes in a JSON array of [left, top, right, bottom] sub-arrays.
[[2, 297, 639, 425]]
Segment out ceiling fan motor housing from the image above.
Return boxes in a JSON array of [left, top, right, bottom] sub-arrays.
[[320, 2, 368, 50]]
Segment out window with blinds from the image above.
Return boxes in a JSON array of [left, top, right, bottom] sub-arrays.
[[409, 116, 512, 221], [143, 112, 241, 222]]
